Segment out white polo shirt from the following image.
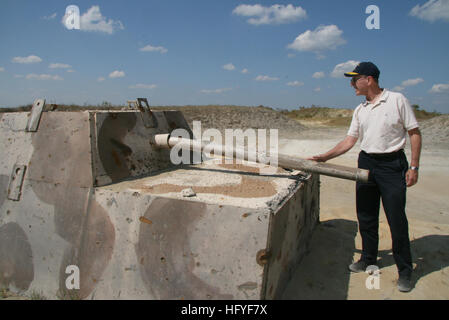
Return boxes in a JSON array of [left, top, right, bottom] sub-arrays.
[[347, 89, 419, 154]]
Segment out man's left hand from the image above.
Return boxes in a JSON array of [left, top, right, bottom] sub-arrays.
[[406, 169, 418, 187]]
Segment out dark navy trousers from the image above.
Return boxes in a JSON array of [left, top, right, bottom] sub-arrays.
[[356, 150, 413, 278]]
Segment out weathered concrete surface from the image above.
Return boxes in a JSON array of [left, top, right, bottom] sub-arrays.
[[91, 110, 197, 186], [0, 108, 319, 299]]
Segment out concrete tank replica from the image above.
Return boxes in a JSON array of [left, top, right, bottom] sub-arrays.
[[0, 99, 366, 299]]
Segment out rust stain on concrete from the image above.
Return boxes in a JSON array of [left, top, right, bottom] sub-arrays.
[[0, 222, 34, 290], [111, 150, 122, 167], [139, 216, 152, 225], [135, 198, 233, 299], [97, 113, 137, 182]]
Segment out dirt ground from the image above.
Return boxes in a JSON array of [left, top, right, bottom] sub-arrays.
[[280, 121, 449, 300]]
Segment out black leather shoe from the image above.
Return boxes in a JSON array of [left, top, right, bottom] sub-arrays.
[[348, 260, 369, 273], [397, 275, 412, 292]]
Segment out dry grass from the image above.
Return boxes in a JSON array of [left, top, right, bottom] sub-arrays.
[[29, 290, 47, 300], [0, 287, 10, 299], [281, 105, 443, 128], [281, 106, 353, 127], [412, 106, 442, 120]]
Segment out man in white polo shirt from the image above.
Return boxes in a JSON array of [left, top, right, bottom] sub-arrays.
[[308, 62, 422, 292]]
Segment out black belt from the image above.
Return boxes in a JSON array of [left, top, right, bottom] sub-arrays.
[[361, 149, 404, 160]]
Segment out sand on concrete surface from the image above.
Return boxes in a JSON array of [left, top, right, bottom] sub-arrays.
[[279, 121, 449, 300]]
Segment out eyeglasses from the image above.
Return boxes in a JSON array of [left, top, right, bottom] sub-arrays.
[[351, 75, 367, 84]]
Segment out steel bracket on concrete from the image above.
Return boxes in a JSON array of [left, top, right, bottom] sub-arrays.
[[137, 98, 157, 128], [126, 100, 137, 108], [7, 165, 27, 201], [127, 98, 157, 128], [26, 98, 46, 132]]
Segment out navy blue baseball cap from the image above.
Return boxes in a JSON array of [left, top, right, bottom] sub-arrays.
[[344, 62, 380, 79]]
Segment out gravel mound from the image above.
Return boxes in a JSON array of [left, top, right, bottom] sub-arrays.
[[419, 115, 449, 144], [154, 105, 307, 138]]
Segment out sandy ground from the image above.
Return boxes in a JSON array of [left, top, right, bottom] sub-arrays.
[[279, 123, 449, 300]]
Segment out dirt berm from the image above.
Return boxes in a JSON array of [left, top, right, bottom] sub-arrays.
[[152, 105, 307, 138]]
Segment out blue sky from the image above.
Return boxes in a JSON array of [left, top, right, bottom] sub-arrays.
[[1, 0, 449, 112]]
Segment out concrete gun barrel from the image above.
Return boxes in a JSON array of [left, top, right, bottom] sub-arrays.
[[151, 134, 369, 183]]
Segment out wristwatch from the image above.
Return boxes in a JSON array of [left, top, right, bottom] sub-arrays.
[[410, 166, 419, 171]]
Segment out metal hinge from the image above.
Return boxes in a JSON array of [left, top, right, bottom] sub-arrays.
[[127, 97, 156, 128], [26, 98, 46, 132], [7, 165, 27, 201]]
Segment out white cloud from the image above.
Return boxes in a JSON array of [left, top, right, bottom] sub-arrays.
[[12, 55, 42, 64], [67, 69, 75, 73], [62, 5, 124, 34], [410, 0, 449, 22], [43, 13, 57, 20], [0, 67, 4, 72], [241, 68, 249, 74], [392, 78, 424, 92], [314, 87, 321, 92], [392, 86, 405, 92], [49, 63, 71, 69], [233, 4, 307, 25], [222, 63, 235, 71], [129, 84, 157, 89], [233, 4, 265, 16], [25, 73, 63, 81], [109, 70, 125, 78], [313, 71, 325, 79], [401, 78, 424, 86], [429, 83, 449, 93], [331, 60, 360, 78], [287, 81, 304, 87], [140, 44, 168, 54], [287, 25, 346, 53], [200, 88, 232, 94], [97, 77, 105, 82], [255, 75, 279, 81]]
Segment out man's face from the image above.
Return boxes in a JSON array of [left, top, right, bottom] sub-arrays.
[[350, 75, 368, 95]]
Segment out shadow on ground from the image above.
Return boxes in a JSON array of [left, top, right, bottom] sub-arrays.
[[374, 234, 449, 290], [281, 219, 358, 299], [282, 218, 449, 299]]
